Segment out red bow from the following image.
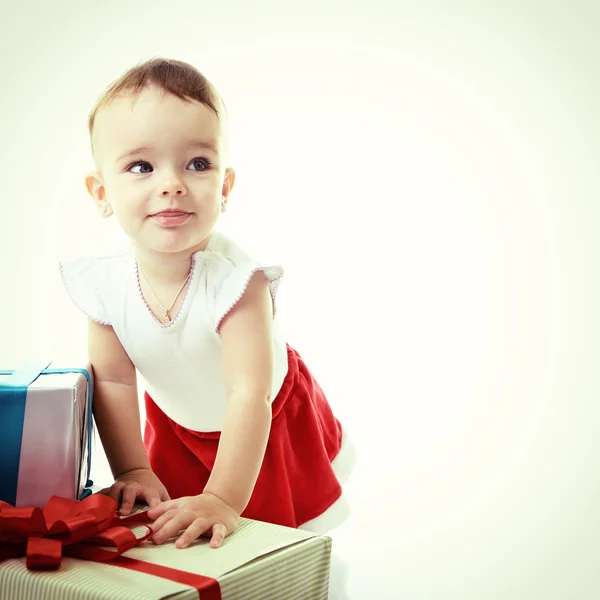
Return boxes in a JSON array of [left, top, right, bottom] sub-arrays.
[[0, 494, 152, 570]]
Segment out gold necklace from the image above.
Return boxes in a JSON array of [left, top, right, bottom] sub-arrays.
[[138, 263, 191, 324]]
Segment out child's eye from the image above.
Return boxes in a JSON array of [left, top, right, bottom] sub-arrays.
[[128, 162, 153, 174], [188, 158, 210, 171]]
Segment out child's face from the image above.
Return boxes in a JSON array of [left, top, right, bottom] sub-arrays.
[[87, 85, 234, 255]]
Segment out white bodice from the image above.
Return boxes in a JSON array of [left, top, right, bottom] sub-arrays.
[[60, 231, 288, 432]]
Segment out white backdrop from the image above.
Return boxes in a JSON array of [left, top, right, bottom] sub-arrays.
[[1, 2, 599, 599]]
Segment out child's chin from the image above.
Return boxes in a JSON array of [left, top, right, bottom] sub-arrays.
[[147, 239, 204, 255]]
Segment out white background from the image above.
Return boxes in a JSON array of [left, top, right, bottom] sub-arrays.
[[1, 1, 599, 598]]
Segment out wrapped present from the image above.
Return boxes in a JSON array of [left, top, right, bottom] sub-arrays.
[[0, 361, 93, 508], [0, 495, 332, 599]]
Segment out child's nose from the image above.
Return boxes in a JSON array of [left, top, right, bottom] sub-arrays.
[[160, 179, 187, 196]]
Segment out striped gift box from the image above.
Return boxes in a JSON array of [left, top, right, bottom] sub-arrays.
[[0, 361, 93, 508], [0, 518, 332, 599]]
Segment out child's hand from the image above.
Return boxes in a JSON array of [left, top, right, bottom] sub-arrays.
[[100, 468, 170, 516], [148, 492, 240, 549]]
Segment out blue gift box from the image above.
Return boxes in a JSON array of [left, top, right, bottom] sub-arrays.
[[0, 360, 93, 507]]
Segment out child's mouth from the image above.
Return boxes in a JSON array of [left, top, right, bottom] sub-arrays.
[[150, 211, 191, 227]]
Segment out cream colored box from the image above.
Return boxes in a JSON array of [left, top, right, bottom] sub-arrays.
[[0, 518, 332, 600]]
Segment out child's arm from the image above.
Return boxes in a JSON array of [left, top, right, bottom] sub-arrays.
[[88, 319, 170, 513], [204, 271, 274, 511], [149, 272, 274, 547]]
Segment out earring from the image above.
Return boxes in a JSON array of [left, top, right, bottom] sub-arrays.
[[221, 200, 226, 209], [102, 206, 109, 214]]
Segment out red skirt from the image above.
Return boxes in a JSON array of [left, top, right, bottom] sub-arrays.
[[143, 345, 343, 528]]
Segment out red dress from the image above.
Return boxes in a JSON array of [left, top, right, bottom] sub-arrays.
[[143, 344, 343, 528]]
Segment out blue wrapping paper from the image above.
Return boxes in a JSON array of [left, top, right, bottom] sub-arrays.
[[0, 362, 93, 507]]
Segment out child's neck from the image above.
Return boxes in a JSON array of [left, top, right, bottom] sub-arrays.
[[134, 247, 194, 286]]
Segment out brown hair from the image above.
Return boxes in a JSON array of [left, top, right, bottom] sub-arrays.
[[88, 57, 226, 139]]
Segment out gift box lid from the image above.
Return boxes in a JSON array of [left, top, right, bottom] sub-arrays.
[[0, 518, 332, 600]]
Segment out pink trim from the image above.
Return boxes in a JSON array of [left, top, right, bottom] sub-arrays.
[[134, 254, 197, 329], [59, 262, 111, 326], [215, 265, 283, 333]]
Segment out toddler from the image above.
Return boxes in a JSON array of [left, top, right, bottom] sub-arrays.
[[60, 58, 353, 561]]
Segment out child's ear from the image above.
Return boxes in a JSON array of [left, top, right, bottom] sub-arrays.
[[85, 172, 112, 217], [221, 168, 236, 199]]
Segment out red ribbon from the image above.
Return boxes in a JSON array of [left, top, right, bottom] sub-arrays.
[[0, 494, 151, 569], [0, 495, 221, 599]]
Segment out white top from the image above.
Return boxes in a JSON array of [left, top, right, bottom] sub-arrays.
[[59, 231, 288, 432]]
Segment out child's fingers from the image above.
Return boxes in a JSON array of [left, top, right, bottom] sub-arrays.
[[209, 523, 227, 549], [150, 507, 185, 540], [147, 499, 179, 520], [152, 512, 193, 545], [144, 489, 162, 510], [176, 518, 213, 549], [119, 485, 140, 516], [148, 511, 172, 537], [147, 498, 180, 519], [109, 482, 125, 504]]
